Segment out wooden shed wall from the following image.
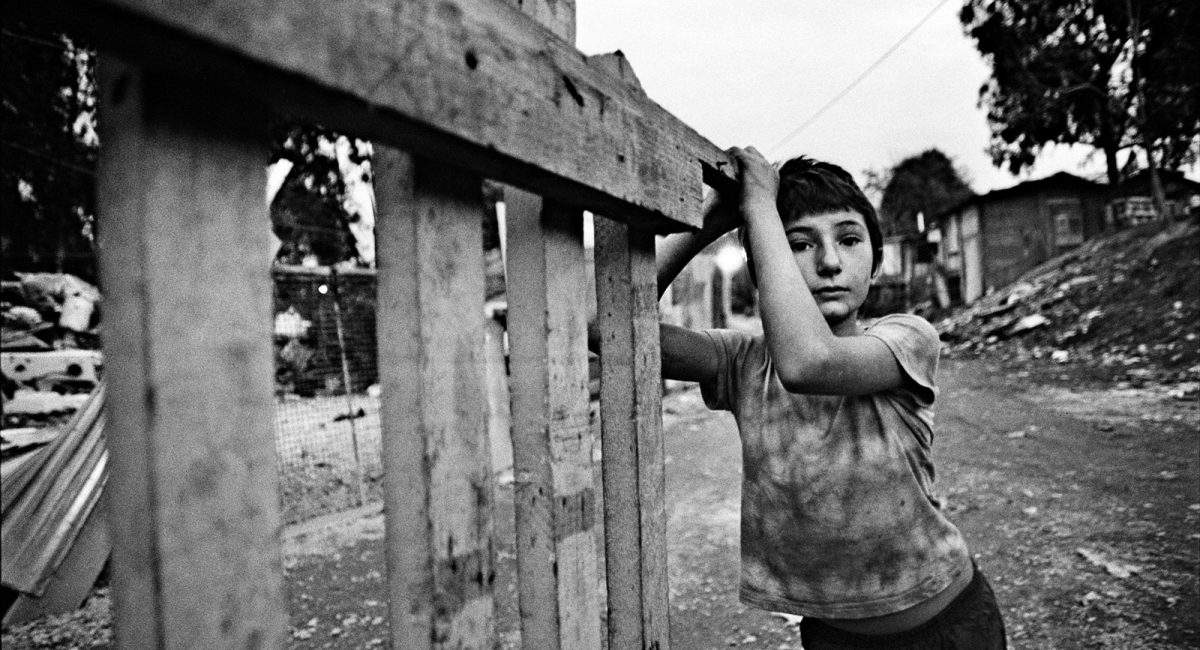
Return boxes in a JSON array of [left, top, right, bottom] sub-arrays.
[[979, 185, 1106, 291]]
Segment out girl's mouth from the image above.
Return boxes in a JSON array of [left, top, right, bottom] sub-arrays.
[[812, 287, 850, 297]]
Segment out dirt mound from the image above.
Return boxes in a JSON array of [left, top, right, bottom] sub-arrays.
[[936, 219, 1200, 387]]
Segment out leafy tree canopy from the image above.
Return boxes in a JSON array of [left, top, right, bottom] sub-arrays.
[[962, 0, 1200, 185], [1, 22, 98, 283], [874, 149, 973, 237], [268, 123, 373, 267], [266, 126, 503, 267]]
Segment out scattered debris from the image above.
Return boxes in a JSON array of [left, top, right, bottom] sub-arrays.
[[0, 428, 60, 458], [1004, 425, 1038, 439], [291, 616, 320, 640], [1, 273, 101, 353], [1, 329, 51, 352], [274, 306, 313, 338], [3, 390, 92, 428], [1167, 382, 1199, 400], [1005, 314, 1050, 337], [2, 349, 103, 394], [4, 306, 43, 330], [333, 408, 367, 422], [1077, 547, 1142, 578], [771, 612, 803, 627]]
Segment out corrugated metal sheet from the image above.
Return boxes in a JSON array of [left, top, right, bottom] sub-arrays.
[[1, 384, 107, 596]]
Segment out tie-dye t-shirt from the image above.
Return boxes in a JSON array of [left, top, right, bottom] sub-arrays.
[[699, 314, 973, 619]]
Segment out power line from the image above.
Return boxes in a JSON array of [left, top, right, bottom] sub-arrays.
[[1, 28, 73, 53], [766, 0, 956, 158], [3, 141, 97, 177]]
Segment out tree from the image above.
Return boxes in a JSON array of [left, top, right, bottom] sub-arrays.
[[268, 123, 374, 267], [266, 126, 504, 268], [961, 0, 1200, 187], [876, 149, 974, 236], [1, 22, 98, 283]]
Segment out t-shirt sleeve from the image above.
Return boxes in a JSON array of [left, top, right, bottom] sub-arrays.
[[698, 329, 757, 412], [863, 314, 940, 406]]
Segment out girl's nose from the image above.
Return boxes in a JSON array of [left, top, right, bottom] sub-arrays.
[[817, 245, 842, 275]]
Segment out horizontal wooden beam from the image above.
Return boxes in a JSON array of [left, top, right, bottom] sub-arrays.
[[26, 0, 737, 232]]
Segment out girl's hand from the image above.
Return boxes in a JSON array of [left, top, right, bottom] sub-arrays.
[[729, 146, 779, 214]]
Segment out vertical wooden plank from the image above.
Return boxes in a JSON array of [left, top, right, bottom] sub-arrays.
[[594, 219, 670, 650], [374, 148, 495, 649], [505, 188, 601, 649], [497, 2, 599, 647], [96, 59, 286, 648]]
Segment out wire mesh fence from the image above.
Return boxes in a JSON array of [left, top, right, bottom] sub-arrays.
[[271, 265, 382, 524]]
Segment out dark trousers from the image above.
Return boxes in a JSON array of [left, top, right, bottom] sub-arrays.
[[799, 565, 1007, 650]]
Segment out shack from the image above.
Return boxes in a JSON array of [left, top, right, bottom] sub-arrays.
[[1107, 169, 1200, 228], [933, 172, 1108, 305]]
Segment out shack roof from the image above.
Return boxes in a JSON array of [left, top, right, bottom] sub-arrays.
[[1117, 169, 1200, 197], [935, 172, 1105, 222]]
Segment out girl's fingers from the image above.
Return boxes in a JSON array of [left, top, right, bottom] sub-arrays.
[[727, 146, 776, 185]]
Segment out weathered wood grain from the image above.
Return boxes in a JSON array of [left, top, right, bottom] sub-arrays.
[[498, 2, 601, 646], [594, 219, 670, 650], [505, 187, 602, 649], [374, 148, 496, 649], [95, 59, 286, 648], [507, 0, 576, 42], [23, 0, 737, 232]]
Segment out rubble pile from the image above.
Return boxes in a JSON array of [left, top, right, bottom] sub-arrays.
[[936, 220, 1199, 386], [2, 273, 102, 427], [1, 273, 101, 354]]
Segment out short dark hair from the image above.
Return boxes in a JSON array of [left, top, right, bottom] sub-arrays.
[[739, 155, 883, 282]]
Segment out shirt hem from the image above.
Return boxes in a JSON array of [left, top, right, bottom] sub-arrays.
[[738, 555, 973, 619]]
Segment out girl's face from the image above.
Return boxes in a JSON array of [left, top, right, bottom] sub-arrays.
[[783, 210, 876, 331]]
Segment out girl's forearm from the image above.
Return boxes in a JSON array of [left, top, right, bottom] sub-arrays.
[[656, 231, 716, 298], [743, 200, 837, 385], [655, 193, 737, 298]]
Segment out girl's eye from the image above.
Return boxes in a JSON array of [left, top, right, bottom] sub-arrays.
[[789, 240, 814, 251], [840, 236, 863, 247]]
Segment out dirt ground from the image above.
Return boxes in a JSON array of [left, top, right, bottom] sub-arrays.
[[3, 355, 1197, 649]]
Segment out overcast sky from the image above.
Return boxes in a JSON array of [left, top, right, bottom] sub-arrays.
[[574, 0, 1114, 196]]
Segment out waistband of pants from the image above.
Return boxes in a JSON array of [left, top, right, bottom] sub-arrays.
[[801, 562, 985, 647]]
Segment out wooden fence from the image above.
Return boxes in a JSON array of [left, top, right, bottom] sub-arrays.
[[25, 0, 737, 647]]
